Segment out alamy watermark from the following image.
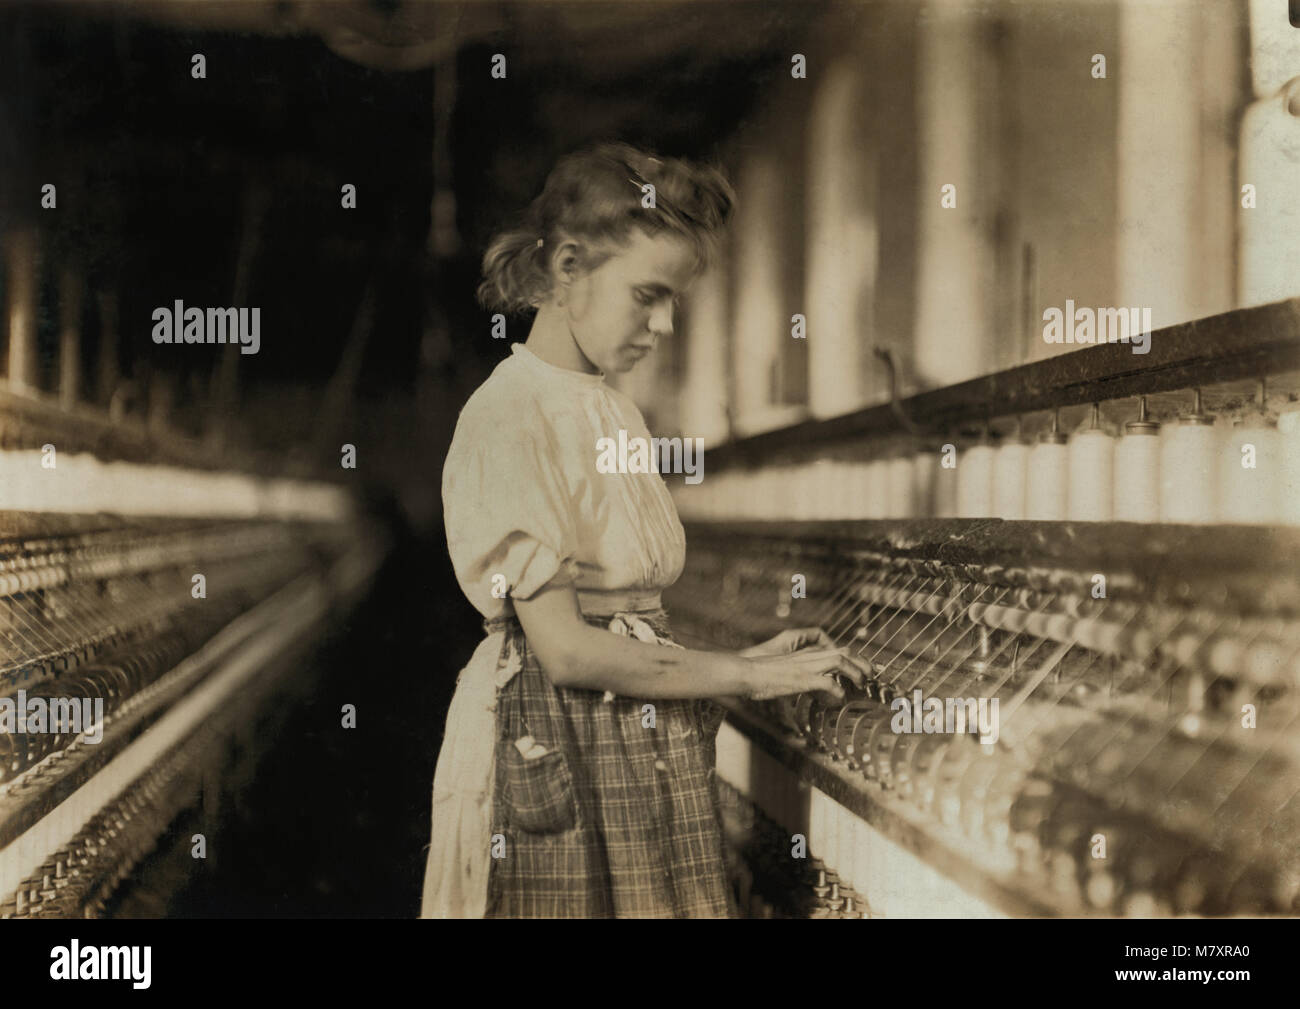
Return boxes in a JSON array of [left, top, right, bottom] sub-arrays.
[[50, 941, 151, 989], [0, 691, 104, 744], [151, 300, 260, 355], [1042, 300, 1151, 355], [890, 688, 999, 745], [596, 429, 704, 484]]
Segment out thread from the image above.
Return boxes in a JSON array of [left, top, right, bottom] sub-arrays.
[[1067, 404, 1114, 521], [830, 461, 854, 519], [842, 461, 863, 518], [869, 459, 891, 518], [803, 461, 832, 519], [993, 428, 1029, 520], [838, 461, 866, 519], [1280, 410, 1300, 526], [1220, 381, 1280, 524], [1113, 397, 1160, 522], [1159, 389, 1217, 524], [912, 448, 938, 518], [1027, 412, 1068, 520], [934, 442, 959, 518], [956, 438, 995, 518], [887, 455, 915, 517], [1221, 418, 1280, 524], [746, 469, 762, 520], [754, 467, 775, 520]]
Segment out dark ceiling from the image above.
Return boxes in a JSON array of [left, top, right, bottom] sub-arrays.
[[0, 0, 831, 456]]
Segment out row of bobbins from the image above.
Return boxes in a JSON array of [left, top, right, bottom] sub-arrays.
[[676, 385, 1300, 525], [972, 386, 1298, 524]]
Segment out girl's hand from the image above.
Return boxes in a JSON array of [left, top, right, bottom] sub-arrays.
[[742, 646, 871, 702], [739, 627, 837, 659]]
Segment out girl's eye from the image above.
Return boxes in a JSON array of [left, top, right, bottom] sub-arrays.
[[634, 290, 680, 308]]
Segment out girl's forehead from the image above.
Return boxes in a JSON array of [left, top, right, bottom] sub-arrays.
[[615, 231, 697, 281]]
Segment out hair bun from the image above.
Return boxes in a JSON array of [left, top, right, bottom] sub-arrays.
[[476, 142, 735, 315]]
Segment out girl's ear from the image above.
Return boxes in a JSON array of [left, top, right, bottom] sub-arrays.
[[553, 239, 587, 287]]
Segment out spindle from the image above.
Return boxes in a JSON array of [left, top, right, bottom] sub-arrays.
[[1114, 397, 1160, 522], [957, 428, 995, 518], [934, 440, 959, 519], [1280, 410, 1300, 527], [1220, 379, 1280, 524], [993, 418, 1029, 520], [1159, 389, 1217, 524], [864, 458, 889, 518], [911, 445, 938, 518], [887, 453, 916, 518], [810, 459, 838, 519], [1027, 411, 1068, 520], [1068, 403, 1114, 521]]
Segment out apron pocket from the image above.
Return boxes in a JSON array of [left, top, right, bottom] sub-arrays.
[[500, 744, 578, 834], [697, 699, 728, 738]]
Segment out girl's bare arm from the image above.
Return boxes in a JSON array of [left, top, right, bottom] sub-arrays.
[[513, 584, 867, 700]]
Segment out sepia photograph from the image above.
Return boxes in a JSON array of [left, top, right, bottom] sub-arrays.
[[1, 0, 1298, 969]]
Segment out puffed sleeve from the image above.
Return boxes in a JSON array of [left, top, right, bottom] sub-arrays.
[[442, 416, 580, 619]]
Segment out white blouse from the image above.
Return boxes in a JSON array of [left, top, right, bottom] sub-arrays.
[[442, 342, 686, 619], [423, 342, 689, 918]]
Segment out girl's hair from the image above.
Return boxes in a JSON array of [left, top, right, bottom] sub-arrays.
[[477, 141, 736, 315]]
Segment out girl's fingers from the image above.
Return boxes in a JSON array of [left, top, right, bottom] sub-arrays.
[[786, 648, 868, 691], [834, 655, 869, 689], [788, 648, 840, 671], [791, 647, 865, 681], [837, 652, 871, 686], [799, 628, 835, 649]]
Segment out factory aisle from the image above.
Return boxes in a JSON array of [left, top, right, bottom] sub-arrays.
[[110, 514, 480, 918]]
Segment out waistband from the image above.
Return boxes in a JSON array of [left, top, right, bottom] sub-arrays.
[[482, 590, 665, 636], [578, 589, 663, 615]]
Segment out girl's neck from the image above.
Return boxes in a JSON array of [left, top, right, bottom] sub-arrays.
[[525, 303, 601, 375]]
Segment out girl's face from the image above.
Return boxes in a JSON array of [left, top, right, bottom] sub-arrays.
[[558, 230, 699, 374]]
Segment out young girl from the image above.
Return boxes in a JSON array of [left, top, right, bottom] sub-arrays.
[[422, 141, 866, 918]]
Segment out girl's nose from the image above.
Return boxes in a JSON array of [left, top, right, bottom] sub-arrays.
[[649, 300, 674, 337]]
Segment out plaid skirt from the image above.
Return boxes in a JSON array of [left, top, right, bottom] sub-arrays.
[[485, 610, 736, 918]]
